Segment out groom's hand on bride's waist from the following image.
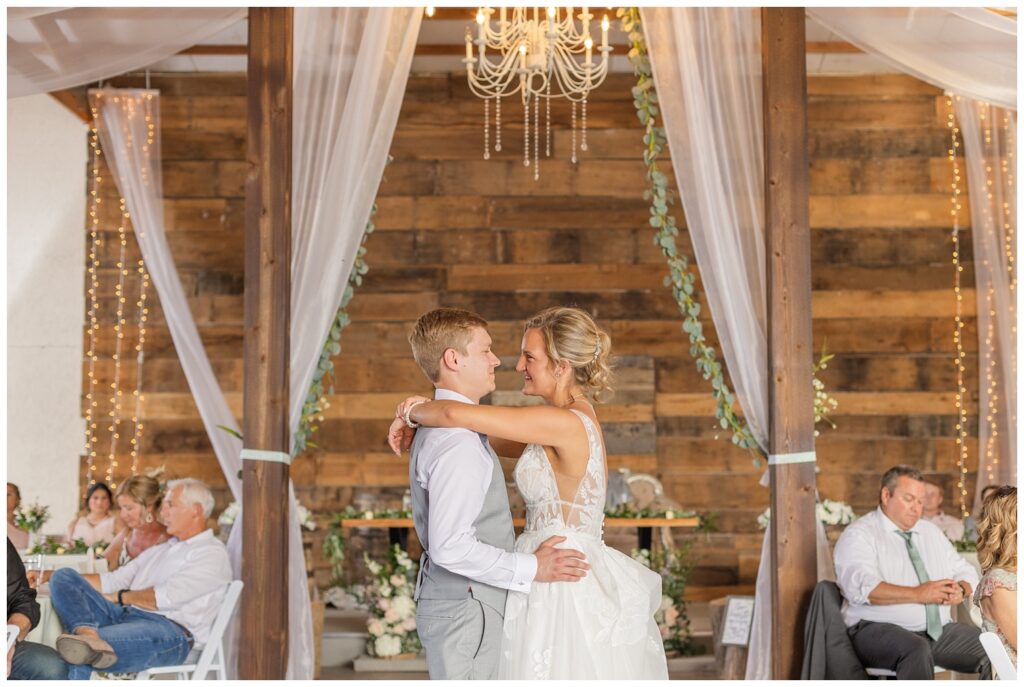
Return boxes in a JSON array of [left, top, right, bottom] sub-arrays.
[[534, 536, 590, 583]]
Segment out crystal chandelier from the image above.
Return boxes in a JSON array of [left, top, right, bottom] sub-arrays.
[[464, 7, 612, 179]]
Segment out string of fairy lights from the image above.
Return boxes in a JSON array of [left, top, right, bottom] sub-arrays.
[[946, 95, 970, 519], [83, 91, 152, 494]]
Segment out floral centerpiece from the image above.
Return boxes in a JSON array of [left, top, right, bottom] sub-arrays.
[[360, 544, 421, 659], [28, 537, 108, 557], [758, 499, 856, 530], [631, 542, 699, 656], [14, 501, 50, 533]]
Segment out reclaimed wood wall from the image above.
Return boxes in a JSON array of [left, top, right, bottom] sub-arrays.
[[89, 71, 978, 588]]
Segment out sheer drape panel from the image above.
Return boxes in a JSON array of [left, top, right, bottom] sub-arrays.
[[642, 6, 769, 450], [8, 9, 246, 98], [955, 99, 1017, 501], [807, 8, 1015, 109]]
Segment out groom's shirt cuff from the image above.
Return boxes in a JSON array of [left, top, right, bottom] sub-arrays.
[[510, 552, 537, 592]]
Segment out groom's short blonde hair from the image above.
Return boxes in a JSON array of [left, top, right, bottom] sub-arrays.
[[409, 308, 489, 383]]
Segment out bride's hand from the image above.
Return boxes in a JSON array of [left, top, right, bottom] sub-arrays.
[[388, 416, 415, 455], [394, 395, 431, 423]]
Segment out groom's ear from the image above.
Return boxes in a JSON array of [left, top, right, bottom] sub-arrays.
[[441, 347, 460, 372]]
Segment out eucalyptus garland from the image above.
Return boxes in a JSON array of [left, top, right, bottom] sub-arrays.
[[293, 158, 392, 456], [618, 8, 763, 462]]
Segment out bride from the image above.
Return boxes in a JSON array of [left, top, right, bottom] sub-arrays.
[[389, 307, 668, 679]]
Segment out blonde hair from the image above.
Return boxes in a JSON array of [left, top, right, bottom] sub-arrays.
[[409, 308, 489, 383], [116, 475, 164, 513], [524, 307, 614, 402], [976, 485, 1017, 574]]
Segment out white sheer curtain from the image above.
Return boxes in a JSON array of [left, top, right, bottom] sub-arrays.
[[955, 99, 1017, 501], [223, 6, 421, 679], [8, 8, 246, 98], [90, 7, 420, 679], [643, 8, 832, 679], [808, 8, 1015, 110]]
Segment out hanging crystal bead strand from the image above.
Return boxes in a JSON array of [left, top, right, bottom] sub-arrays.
[[534, 90, 540, 180], [545, 79, 552, 157], [581, 94, 588, 152], [523, 95, 530, 167], [483, 97, 490, 160], [495, 96, 502, 152], [571, 101, 578, 164]]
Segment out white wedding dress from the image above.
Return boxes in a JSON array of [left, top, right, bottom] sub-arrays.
[[497, 409, 669, 679]]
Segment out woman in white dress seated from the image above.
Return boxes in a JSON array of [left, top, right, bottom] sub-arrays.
[[104, 475, 169, 571], [65, 482, 123, 547], [393, 307, 669, 679]]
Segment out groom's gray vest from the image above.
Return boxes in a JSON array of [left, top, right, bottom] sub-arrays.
[[410, 427, 515, 613]]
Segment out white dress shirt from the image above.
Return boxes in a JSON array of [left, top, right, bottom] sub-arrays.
[[414, 388, 537, 593], [834, 507, 979, 630], [100, 528, 232, 644]]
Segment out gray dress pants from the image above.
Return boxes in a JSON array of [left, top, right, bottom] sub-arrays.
[[849, 620, 992, 679], [416, 597, 504, 680]]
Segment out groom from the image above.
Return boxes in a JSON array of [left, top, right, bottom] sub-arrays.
[[403, 308, 588, 679]]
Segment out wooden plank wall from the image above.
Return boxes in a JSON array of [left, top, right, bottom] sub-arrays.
[[89, 71, 978, 587]]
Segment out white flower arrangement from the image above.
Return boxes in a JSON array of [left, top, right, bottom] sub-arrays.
[[218, 500, 316, 531], [360, 544, 421, 658], [758, 499, 856, 530], [14, 502, 50, 533]]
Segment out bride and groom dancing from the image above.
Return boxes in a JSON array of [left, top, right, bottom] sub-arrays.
[[387, 307, 669, 680]]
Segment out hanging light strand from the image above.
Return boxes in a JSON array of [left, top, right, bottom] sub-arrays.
[[83, 112, 104, 493], [947, 95, 970, 518]]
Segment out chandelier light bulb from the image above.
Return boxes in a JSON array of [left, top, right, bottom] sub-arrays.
[[547, 6, 556, 18], [476, 9, 485, 24], [585, 37, 593, 49], [602, 15, 610, 31], [425, 6, 435, 18]]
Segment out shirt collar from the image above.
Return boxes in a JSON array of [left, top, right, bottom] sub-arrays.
[[434, 388, 476, 405], [170, 528, 215, 546], [876, 506, 922, 535]]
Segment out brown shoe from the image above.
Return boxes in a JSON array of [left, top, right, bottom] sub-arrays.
[[56, 633, 118, 669]]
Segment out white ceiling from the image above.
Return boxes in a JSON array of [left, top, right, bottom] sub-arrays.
[[143, 12, 903, 76]]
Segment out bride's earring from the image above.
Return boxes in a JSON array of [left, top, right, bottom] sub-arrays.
[[145, 513, 154, 524]]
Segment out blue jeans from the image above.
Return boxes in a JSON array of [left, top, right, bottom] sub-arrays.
[[9, 640, 68, 680], [48, 567, 192, 680]]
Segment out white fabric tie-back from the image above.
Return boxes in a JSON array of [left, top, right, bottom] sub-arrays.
[[8, 8, 246, 98]]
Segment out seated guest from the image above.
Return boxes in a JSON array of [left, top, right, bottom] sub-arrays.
[[974, 485, 1016, 666], [7, 483, 28, 550], [965, 485, 1001, 543], [48, 479, 232, 680], [922, 480, 965, 542], [835, 465, 990, 679], [7, 538, 68, 679], [65, 482, 123, 547], [104, 476, 169, 572]]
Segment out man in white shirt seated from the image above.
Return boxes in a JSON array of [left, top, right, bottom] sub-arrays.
[[48, 478, 232, 680], [922, 479, 966, 542], [834, 465, 990, 679]]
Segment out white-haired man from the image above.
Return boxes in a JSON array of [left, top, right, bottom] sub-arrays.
[[49, 478, 232, 680]]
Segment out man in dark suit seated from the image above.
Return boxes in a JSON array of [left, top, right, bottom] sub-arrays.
[[7, 538, 68, 679]]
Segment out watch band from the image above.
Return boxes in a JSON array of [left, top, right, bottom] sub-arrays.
[[117, 589, 126, 606]]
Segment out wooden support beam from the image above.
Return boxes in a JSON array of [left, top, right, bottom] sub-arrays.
[[49, 88, 91, 123], [240, 7, 292, 680], [762, 7, 818, 680]]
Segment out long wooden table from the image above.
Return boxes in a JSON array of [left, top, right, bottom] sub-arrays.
[[340, 516, 700, 551]]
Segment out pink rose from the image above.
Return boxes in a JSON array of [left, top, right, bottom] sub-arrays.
[[384, 608, 400, 623], [659, 625, 670, 639], [665, 607, 679, 627], [378, 599, 390, 612], [401, 616, 417, 632]]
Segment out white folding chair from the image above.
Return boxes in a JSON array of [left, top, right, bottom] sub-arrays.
[[866, 666, 945, 679], [979, 631, 1017, 680], [135, 580, 244, 681], [7, 624, 19, 652]]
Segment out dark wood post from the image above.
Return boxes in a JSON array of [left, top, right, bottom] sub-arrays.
[[240, 7, 292, 679], [762, 8, 818, 680]]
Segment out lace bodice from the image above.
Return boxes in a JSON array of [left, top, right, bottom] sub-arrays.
[[513, 409, 606, 538]]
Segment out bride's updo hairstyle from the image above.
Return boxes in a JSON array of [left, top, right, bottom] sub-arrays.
[[524, 307, 614, 402]]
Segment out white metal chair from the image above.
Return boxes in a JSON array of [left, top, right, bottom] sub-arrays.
[[7, 624, 19, 652], [134, 579, 243, 681], [979, 631, 1017, 680], [865, 666, 945, 679]]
